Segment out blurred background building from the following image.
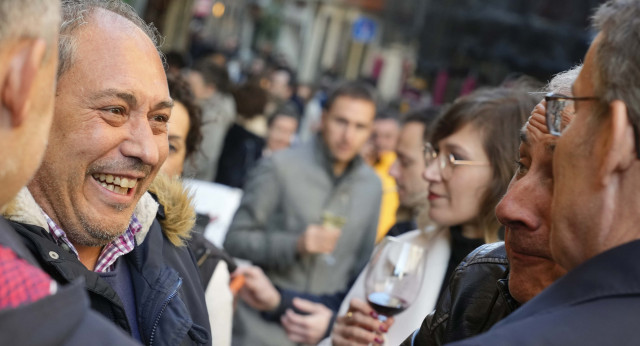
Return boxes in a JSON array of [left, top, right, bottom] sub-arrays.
[[125, 0, 604, 105]]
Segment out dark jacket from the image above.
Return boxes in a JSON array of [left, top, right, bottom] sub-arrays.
[[3, 177, 211, 346], [0, 217, 139, 346], [403, 243, 518, 346], [260, 276, 357, 340], [450, 239, 640, 346], [215, 123, 265, 188], [191, 213, 237, 289]]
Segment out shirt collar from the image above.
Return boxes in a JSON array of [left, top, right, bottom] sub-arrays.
[[41, 210, 142, 273]]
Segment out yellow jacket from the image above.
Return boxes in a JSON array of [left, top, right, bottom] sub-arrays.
[[373, 151, 399, 243]]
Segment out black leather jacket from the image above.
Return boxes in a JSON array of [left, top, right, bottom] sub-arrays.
[[402, 242, 519, 346]]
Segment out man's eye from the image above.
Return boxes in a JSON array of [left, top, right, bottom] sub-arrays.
[[152, 114, 169, 123], [103, 107, 125, 115], [169, 144, 177, 153], [514, 160, 528, 175]]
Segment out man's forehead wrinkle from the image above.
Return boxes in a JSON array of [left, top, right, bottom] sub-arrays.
[[89, 88, 136, 104]]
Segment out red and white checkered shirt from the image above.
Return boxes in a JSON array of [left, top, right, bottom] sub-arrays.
[[42, 210, 142, 273], [0, 245, 57, 309]]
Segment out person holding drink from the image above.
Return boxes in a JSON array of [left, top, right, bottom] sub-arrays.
[[224, 81, 382, 346], [328, 87, 537, 345], [234, 108, 439, 344], [234, 87, 536, 345]]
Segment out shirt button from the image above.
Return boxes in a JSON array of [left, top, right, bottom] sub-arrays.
[[48, 251, 59, 260]]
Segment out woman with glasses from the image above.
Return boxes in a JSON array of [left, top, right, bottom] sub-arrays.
[[327, 87, 537, 346]]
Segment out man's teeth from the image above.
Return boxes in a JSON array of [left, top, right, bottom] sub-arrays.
[[92, 173, 138, 195]]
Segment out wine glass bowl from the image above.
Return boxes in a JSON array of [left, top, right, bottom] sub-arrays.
[[322, 211, 347, 230], [364, 237, 426, 318], [321, 211, 347, 265]]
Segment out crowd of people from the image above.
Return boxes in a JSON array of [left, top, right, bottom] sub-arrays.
[[2, 0, 640, 345]]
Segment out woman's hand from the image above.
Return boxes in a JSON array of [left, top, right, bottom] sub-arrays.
[[331, 298, 395, 346]]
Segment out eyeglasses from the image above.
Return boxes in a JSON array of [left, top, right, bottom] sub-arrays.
[[424, 142, 488, 180], [545, 92, 640, 159], [544, 93, 598, 136]]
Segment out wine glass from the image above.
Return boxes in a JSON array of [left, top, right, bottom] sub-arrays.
[[364, 236, 426, 329], [321, 211, 347, 265]]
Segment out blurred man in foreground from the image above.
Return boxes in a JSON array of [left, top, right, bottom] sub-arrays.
[[3, 1, 210, 344], [225, 81, 382, 346], [0, 0, 137, 344]]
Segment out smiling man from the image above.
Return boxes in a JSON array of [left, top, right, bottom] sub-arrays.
[[0, 0, 139, 344], [2, 1, 210, 345]]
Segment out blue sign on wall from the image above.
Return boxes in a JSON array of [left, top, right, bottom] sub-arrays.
[[352, 17, 377, 43]]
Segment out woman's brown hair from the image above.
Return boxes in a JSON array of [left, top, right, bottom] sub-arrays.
[[167, 73, 203, 161]]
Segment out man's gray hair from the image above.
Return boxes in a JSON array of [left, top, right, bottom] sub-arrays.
[[546, 65, 583, 96], [0, 0, 60, 52], [58, 0, 164, 79], [592, 0, 640, 125]]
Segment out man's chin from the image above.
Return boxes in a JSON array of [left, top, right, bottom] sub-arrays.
[[75, 235, 120, 248], [335, 153, 356, 164], [72, 217, 131, 247]]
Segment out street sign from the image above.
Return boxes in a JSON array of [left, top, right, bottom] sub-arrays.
[[352, 17, 377, 43]]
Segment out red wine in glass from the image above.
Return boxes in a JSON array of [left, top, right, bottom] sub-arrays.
[[364, 236, 426, 322], [367, 292, 409, 317]]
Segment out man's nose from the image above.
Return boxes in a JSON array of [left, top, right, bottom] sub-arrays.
[[120, 116, 160, 166], [496, 179, 538, 231], [343, 124, 357, 143], [389, 159, 400, 179]]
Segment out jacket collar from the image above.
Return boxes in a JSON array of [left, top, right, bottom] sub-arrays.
[[0, 217, 40, 266], [497, 278, 520, 312], [2, 174, 195, 248], [2, 186, 158, 246]]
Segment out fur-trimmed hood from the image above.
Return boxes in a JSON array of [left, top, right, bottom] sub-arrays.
[[148, 174, 196, 247], [2, 174, 195, 247]]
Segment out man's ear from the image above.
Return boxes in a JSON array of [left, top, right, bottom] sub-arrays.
[[598, 100, 636, 184], [1, 38, 47, 128]]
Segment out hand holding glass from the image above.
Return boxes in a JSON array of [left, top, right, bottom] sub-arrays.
[[364, 237, 426, 320]]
